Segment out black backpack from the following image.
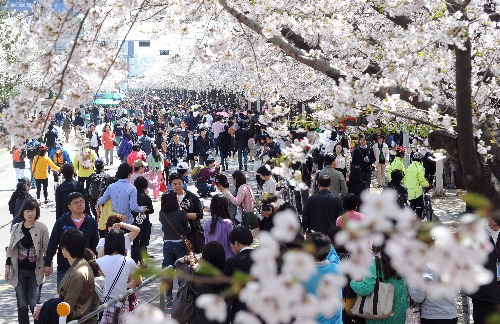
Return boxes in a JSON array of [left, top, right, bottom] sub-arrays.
[[88, 173, 107, 199], [26, 142, 39, 160]]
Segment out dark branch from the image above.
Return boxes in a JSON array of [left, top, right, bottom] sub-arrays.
[[370, 5, 413, 30]]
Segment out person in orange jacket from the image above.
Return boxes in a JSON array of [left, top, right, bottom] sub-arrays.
[[101, 124, 116, 165]]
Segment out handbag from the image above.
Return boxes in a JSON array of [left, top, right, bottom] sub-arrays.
[[351, 257, 395, 319], [159, 179, 167, 192], [241, 184, 259, 230], [192, 220, 205, 254], [128, 293, 139, 312], [162, 212, 194, 256], [405, 293, 421, 324], [171, 280, 197, 323]]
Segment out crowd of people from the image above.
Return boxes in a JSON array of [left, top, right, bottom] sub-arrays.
[[4, 91, 498, 324]]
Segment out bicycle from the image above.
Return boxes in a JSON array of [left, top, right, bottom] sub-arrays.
[[422, 187, 435, 222]]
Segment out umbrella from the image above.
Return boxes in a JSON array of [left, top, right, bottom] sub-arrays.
[[103, 93, 127, 100], [92, 98, 120, 106]]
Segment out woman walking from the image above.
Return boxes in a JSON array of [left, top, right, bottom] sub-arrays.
[[5, 199, 49, 324], [101, 124, 116, 165], [159, 190, 191, 309], [146, 144, 164, 201], [32, 144, 60, 204]]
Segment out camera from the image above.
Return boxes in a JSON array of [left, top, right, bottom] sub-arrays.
[[262, 205, 271, 212]]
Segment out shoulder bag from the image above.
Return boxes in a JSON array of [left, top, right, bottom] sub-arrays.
[[351, 257, 395, 319], [102, 257, 126, 304], [241, 185, 259, 230], [162, 212, 195, 257], [171, 278, 197, 323]]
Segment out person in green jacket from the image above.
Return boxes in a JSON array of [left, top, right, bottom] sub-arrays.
[[350, 250, 408, 324], [386, 149, 405, 182], [403, 151, 429, 219]]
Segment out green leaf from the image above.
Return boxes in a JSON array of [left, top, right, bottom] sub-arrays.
[[463, 192, 492, 210]]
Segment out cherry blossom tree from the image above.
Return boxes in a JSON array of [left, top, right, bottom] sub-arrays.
[[2, 0, 500, 320]]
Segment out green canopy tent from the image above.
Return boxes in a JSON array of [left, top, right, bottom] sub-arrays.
[[103, 93, 127, 100], [92, 98, 120, 106]]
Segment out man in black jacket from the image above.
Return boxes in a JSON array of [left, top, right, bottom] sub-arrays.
[[223, 227, 254, 321], [235, 121, 250, 171], [55, 163, 88, 219], [351, 134, 376, 188], [469, 218, 500, 324], [44, 192, 98, 287], [302, 175, 343, 235], [44, 123, 59, 152]]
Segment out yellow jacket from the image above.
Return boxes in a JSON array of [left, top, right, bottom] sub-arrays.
[[74, 149, 96, 178], [32, 155, 59, 180]]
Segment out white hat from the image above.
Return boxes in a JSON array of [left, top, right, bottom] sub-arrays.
[[177, 162, 189, 170]]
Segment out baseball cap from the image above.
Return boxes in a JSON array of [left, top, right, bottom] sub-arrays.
[[18, 177, 30, 185], [177, 162, 189, 170], [134, 160, 148, 168], [95, 158, 104, 168]]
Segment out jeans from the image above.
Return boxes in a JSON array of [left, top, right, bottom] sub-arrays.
[[220, 150, 229, 169], [29, 159, 36, 187], [162, 241, 187, 297], [15, 168, 25, 181], [35, 178, 48, 200], [238, 148, 249, 169], [104, 148, 113, 164], [15, 268, 41, 324], [196, 182, 216, 196]]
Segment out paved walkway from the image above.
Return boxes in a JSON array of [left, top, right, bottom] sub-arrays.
[[0, 144, 469, 323]]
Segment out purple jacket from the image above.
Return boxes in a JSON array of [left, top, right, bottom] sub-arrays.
[[197, 167, 220, 183], [203, 219, 234, 259]]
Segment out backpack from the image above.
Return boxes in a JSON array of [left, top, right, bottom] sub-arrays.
[[89, 173, 107, 199], [13, 196, 26, 217], [12, 149, 24, 162], [26, 142, 39, 160], [190, 165, 205, 182], [53, 149, 64, 166]]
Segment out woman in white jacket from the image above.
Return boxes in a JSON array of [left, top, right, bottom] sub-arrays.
[[372, 135, 390, 187]]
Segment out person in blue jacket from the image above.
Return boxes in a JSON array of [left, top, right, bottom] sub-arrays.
[[48, 140, 72, 167], [43, 192, 98, 288], [304, 232, 343, 324]]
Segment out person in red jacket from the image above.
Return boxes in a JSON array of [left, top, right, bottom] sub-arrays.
[[101, 124, 115, 165], [127, 144, 146, 167]]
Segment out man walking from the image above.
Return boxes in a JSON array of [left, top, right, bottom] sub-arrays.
[[351, 134, 375, 188], [302, 175, 343, 235], [317, 153, 348, 197], [235, 121, 250, 171]]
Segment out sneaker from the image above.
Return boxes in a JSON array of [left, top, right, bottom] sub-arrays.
[[44, 199, 49, 204], [166, 301, 173, 310]]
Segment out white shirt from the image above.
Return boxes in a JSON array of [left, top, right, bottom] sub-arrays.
[[262, 177, 277, 194], [96, 233, 132, 256], [96, 254, 138, 300], [204, 114, 213, 127]]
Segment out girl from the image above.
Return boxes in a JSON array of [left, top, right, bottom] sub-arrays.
[[97, 231, 143, 324], [6, 199, 49, 324], [146, 144, 164, 201], [96, 215, 140, 258], [217, 171, 254, 225], [203, 193, 234, 259]]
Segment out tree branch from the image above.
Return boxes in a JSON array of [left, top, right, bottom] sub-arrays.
[[370, 5, 413, 30]]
